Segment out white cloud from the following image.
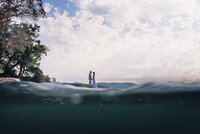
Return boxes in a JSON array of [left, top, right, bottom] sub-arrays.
[[44, 3, 54, 13], [39, 0, 200, 83]]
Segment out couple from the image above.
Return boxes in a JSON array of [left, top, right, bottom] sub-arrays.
[[88, 71, 97, 88]]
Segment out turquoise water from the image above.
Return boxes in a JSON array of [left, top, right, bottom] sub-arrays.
[[0, 82, 200, 134]]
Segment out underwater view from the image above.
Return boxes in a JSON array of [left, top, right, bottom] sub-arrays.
[[1, 82, 200, 134]]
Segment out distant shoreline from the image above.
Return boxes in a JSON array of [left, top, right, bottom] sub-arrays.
[[0, 77, 20, 83]]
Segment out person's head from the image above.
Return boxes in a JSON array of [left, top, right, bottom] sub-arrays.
[[93, 72, 95, 74], [90, 71, 92, 73]]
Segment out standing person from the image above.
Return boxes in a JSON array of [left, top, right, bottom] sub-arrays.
[[92, 72, 97, 88], [88, 71, 93, 86]]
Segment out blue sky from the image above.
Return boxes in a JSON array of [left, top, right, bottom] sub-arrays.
[[38, 0, 200, 83], [43, 0, 79, 17]]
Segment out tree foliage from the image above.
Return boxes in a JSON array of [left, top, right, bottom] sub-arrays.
[[31, 68, 44, 83], [0, 0, 46, 53], [0, 23, 47, 81], [0, 0, 46, 22], [0, 0, 51, 82]]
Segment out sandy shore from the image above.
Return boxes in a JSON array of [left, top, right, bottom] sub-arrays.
[[0, 77, 20, 83]]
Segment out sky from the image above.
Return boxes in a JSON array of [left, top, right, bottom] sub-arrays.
[[38, 0, 200, 83]]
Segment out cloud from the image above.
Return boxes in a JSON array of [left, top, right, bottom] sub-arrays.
[[39, 0, 200, 83], [44, 3, 54, 13]]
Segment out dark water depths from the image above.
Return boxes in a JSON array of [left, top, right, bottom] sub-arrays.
[[0, 82, 200, 134]]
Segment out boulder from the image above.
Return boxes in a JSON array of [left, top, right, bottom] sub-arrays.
[[0, 77, 20, 83]]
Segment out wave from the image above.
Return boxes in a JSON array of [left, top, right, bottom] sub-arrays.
[[1, 82, 200, 106]]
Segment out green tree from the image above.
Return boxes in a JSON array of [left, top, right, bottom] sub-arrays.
[[52, 77, 56, 82], [0, 0, 45, 22], [0, 0, 52, 82], [0, 0, 46, 58], [0, 23, 48, 80], [31, 68, 44, 83]]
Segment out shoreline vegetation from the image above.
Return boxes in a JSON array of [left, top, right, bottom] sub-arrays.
[[0, 0, 55, 83]]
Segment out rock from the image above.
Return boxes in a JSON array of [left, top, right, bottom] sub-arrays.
[[0, 77, 20, 83]]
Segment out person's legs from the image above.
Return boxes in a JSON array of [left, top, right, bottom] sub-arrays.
[[89, 79, 92, 86]]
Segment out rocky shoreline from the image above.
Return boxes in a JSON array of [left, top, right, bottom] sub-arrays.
[[0, 77, 20, 83]]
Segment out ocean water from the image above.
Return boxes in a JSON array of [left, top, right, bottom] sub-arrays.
[[0, 82, 200, 134]]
